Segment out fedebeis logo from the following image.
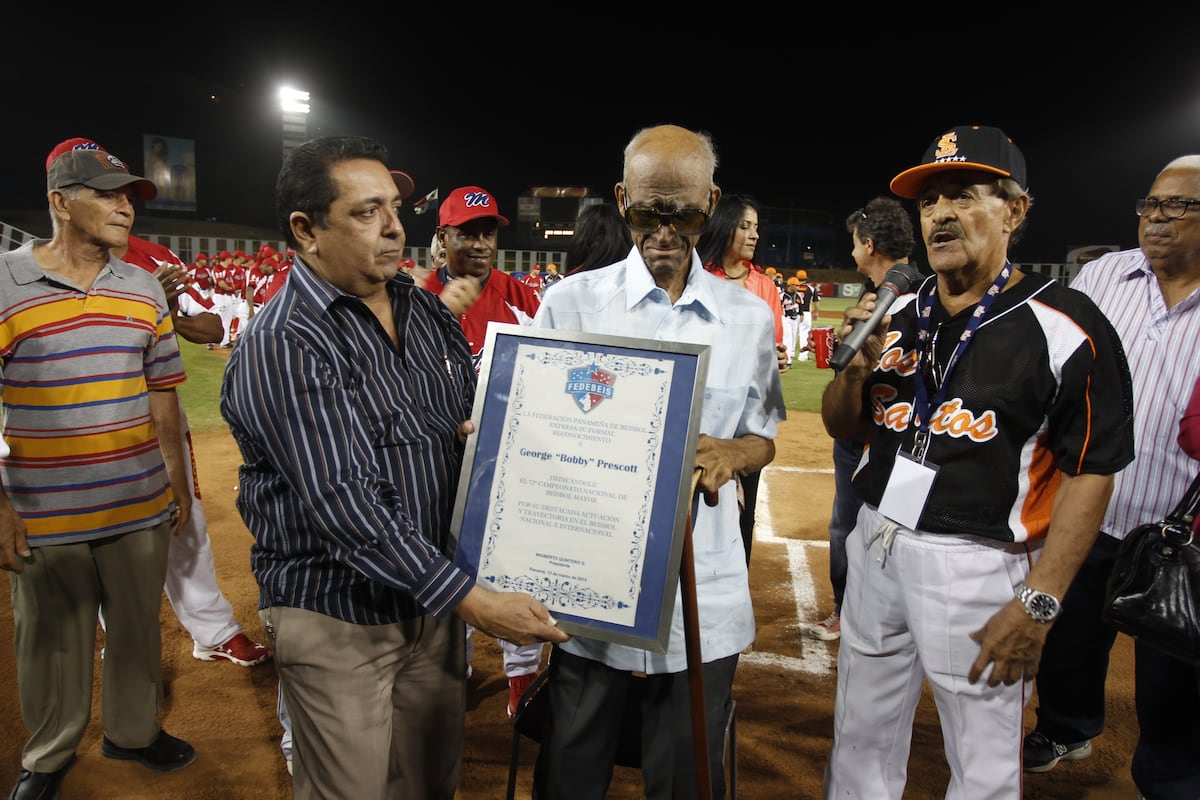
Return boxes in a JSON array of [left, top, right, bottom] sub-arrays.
[[565, 363, 616, 413]]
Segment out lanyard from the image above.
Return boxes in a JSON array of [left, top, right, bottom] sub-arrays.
[[910, 263, 1012, 461]]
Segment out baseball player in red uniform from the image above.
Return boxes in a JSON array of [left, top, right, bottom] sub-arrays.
[[522, 264, 545, 296], [208, 250, 241, 347], [821, 125, 1134, 798], [110, 229, 271, 668], [421, 186, 541, 369], [188, 252, 214, 299], [420, 185, 544, 713]]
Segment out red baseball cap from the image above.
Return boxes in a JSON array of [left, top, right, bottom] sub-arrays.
[[439, 186, 509, 228], [46, 137, 103, 171], [391, 170, 415, 200]]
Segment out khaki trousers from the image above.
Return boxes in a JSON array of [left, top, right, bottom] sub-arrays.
[[263, 605, 466, 799], [10, 522, 171, 772]]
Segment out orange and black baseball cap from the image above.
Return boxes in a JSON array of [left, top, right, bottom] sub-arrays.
[[45, 137, 157, 200], [439, 186, 509, 228], [890, 125, 1026, 199]]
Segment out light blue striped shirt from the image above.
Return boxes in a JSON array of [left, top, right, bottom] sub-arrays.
[[220, 256, 478, 624], [1071, 248, 1200, 538], [532, 248, 786, 672]]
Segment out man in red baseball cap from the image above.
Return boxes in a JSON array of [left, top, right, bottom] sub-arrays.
[[420, 186, 545, 714], [422, 186, 538, 366]]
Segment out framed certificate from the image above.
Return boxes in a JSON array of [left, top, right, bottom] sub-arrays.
[[450, 323, 710, 652]]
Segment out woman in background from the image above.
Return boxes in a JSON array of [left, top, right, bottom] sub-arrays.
[[697, 193, 786, 567], [564, 203, 632, 276]]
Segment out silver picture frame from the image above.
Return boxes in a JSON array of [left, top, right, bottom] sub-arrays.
[[450, 323, 710, 652]]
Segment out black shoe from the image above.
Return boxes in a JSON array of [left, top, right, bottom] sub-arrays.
[[9, 755, 76, 800], [1022, 730, 1092, 773], [101, 730, 197, 773]]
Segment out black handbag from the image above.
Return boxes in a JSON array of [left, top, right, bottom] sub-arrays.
[[1102, 470, 1200, 664]]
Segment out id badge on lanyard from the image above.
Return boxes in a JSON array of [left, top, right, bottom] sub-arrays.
[[878, 435, 939, 530]]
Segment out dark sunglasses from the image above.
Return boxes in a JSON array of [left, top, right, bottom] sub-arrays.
[[623, 206, 710, 236]]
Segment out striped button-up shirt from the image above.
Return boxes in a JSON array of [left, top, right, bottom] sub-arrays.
[[1071, 248, 1200, 538], [220, 256, 477, 625]]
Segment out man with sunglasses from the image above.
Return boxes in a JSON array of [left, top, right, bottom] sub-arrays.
[[529, 124, 785, 799], [820, 125, 1134, 798], [1027, 156, 1200, 799]]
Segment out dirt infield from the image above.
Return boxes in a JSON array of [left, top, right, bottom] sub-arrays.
[[0, 413, 1140, 799]]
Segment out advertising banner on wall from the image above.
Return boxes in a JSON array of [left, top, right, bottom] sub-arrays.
[[143, 134, 196, 213]]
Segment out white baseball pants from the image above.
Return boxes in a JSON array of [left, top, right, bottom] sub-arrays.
[[824, 504, 1037, 800]]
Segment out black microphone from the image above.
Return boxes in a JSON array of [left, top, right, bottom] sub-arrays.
[[828, 262, 923, 373]]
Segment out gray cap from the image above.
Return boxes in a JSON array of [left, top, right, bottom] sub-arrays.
[[46, 148, 157, 200]]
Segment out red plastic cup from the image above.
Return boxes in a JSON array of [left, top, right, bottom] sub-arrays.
[[813, 326, 835, 369]]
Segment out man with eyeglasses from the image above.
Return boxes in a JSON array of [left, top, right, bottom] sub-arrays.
[[529, 124, 785, 799], [820, 125, 1134, 798], [1026, 155, 1200, 799]]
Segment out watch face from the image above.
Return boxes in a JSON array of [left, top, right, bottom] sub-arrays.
[[1028, 592, 1059, 620]]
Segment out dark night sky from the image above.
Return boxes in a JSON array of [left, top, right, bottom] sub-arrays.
[[4, 22, 1200, 266]]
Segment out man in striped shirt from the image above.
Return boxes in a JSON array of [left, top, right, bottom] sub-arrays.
[[1027, 155, 1200, 798], [2, 140, 198, 799], [220, 135, 566, 799]]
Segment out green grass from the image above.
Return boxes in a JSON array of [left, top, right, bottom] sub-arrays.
[[174, 297, 853, 429], [781, 353, 836, 413], [783, 298, 849, 413], [176, 339, 233, 432]]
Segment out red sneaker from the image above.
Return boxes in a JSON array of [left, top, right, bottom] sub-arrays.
[[193, 632, 271, 666], [507, 672, 538, 719], [806, 610, 841, 641]]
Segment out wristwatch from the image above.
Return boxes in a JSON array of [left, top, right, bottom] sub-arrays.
[[1016, 583, 1062, 623]]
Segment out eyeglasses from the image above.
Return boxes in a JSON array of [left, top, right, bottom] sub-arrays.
[[919, 323, 944, 392], [623, 206, 710, 236], [1134, 197, 1200, 220]]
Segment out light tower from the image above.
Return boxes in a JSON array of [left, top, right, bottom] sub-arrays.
[[279, 86, 310, 163]]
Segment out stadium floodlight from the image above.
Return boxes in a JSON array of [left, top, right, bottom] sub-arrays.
[[279, 87, 311, 162], [279, 87, 310, 114]]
